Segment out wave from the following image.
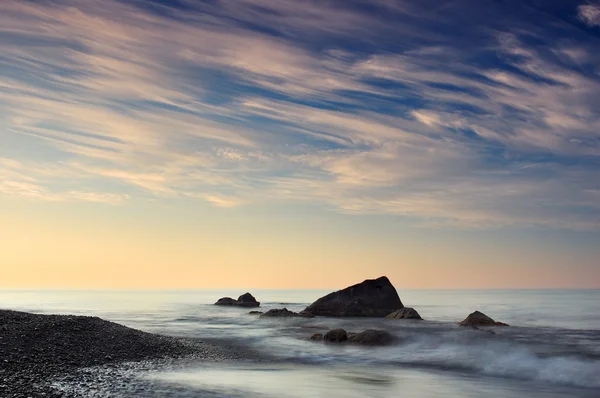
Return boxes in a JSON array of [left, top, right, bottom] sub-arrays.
[[150, 304, 600, 390], [391, 339, 600, 389], [255, 326, 600, 389]]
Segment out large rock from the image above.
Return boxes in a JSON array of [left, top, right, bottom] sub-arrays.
[[347, 329, 395, 345], [260, 308, 315, 318], [236, 293, 260, 307], [323, 328, 348, 342], [459, 311, 509, 327], [303, 276, 403, 317], [214, 293, 260, 307], [386, 307, 422, 320]]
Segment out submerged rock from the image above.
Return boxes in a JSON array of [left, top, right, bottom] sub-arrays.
[[248, 311, 263, 315], [214, 293, 260, 307], [386, 307, 422, 320], [471, 326, 497, 335], [459, 311, 509, 327], [323, 328, 348, 342], [260, 308, 315, 318], [347, 329, 395, 345], [303, 276, 403, 317], [312, 328, 395, 345]]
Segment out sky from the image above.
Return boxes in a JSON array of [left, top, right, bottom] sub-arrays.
[[1, 0, 599, 289]]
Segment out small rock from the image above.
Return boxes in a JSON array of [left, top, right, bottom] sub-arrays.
[[310, 333, 323, 340], [323, 328, 348, 342], [260, 308, 315, 318], [347, 329, 395, 345], [470, 325, 496, 334], [298, 311, 316, 318], [214, 297, 238, 306], [459, 311, 509, 327], [386, 307, 422, 320], [215, 293, 260, 307]]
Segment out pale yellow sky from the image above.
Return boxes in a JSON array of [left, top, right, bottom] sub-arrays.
[[2, 200, 598, 289]]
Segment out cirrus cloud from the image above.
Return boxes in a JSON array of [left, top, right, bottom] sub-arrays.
[[1, 0, 599, 229]]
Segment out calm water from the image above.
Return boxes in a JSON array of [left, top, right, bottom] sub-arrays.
[[2, 289, 600, 397]]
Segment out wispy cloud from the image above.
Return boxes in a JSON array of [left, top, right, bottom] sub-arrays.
[[1, 0, 599, 228], [0, 158, 128, 204], [578, 3, 600, 26]]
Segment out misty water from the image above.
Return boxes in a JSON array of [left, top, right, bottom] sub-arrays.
[[1, 289, 599, 397]]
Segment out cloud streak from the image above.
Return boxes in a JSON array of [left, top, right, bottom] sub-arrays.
[[578, 3, 600, 26], [1, 0, 599, 229]]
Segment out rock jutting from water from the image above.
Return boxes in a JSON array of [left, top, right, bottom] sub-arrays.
[[303, 276, 403, 317], [347, 329, 396, 345], [458, 310, 509, 327], [323, 328, 348, 342], [214, 292, 260, 307], [386, 307, 422, 320], [312, 328, 396, 345], [215, 297, 238, 306]]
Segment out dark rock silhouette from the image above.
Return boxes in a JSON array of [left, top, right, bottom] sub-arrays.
[[386, 307, 422, 320], [303, 276, 403, 317], [347, 329, 395, 345], [260, 308, 315, 318], [214, 297, 238, 306], [459, 311, 509, 327], [470, 326, 497, 335], [248, 311, 263, 315], [214, 293, 260, 307], [311, 328, 396, 345], [323, 328, 348, 342], [236, 293, 260, 307]]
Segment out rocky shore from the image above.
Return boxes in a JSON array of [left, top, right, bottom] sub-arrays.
[[0, 310, 254, 398]]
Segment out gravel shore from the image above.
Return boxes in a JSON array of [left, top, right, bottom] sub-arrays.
[[0, 309, 255, 397]]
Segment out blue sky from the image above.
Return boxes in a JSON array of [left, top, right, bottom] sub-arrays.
[[1, 0, 600, 288]]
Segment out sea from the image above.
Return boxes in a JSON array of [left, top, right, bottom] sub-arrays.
[[1, 289, 599, 398]]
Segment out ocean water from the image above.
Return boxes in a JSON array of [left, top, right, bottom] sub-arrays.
[[1, 289, 599, 397]]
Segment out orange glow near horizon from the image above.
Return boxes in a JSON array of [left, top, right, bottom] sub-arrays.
[[2, 201, 598, 290]]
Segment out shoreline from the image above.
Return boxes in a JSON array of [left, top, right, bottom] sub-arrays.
[[0, 309, 261, 397]]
